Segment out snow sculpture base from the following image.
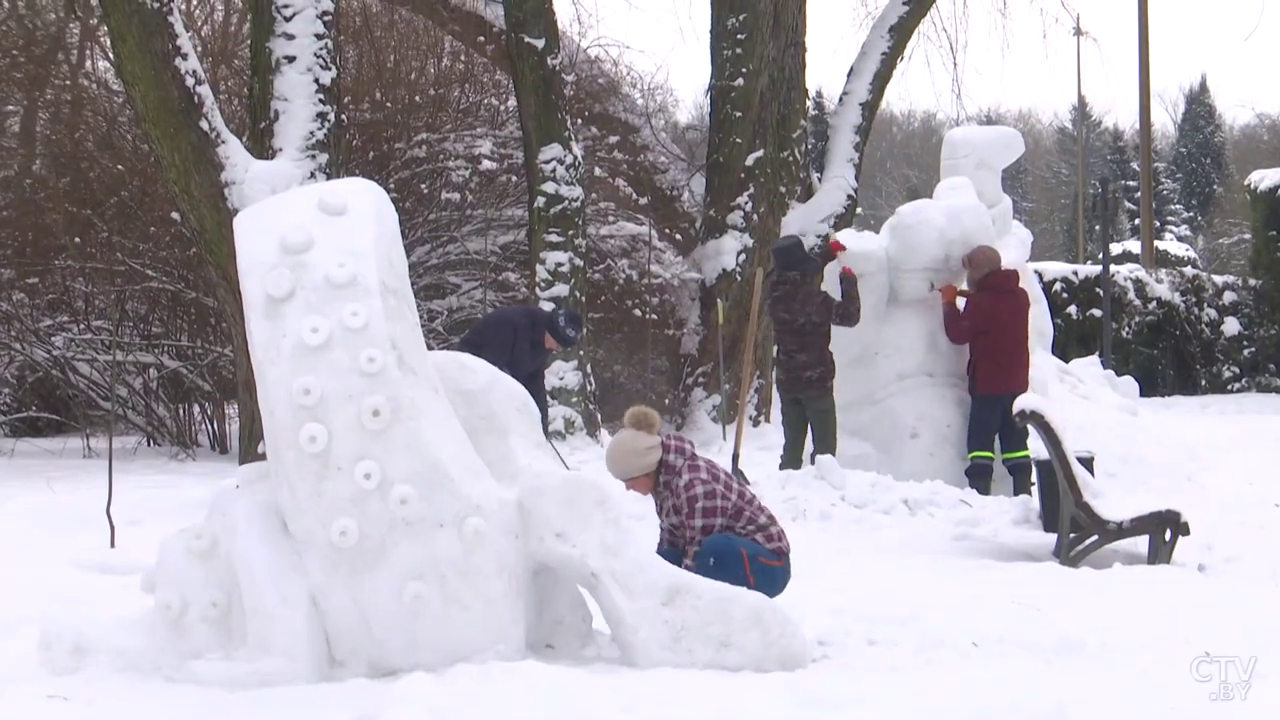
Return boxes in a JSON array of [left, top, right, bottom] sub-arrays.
[[87, 177, 808, 683], [832, 125, 1137, 492]]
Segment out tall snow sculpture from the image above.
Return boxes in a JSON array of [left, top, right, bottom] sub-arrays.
[[827, 175, 995, 485], [829, 125, 1135, 491], [939, 125, 1054, 354], [119, 178, 808, 684]]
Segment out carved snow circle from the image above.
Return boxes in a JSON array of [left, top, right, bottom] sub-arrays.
[[186, 526, 216, 556], [353, 459, 382, 490], [280, 226, 314, 255], [264, 268, 295, 300], [292, 376, 323, 407], [388, 484, 419, 517], [157, 593, 186, 621], [200, 591, 229, 622], [329, 517, 360, 548], [298, 422, 330, 453], [358, 348, 385, 375], [340, 303, 368, 330], [300, 315, 332, 347], [318, 190, 349, 216], [401, 581, 429, 604], [327, 261, 356, 287], [461, 516, 487, 543], [361, 395, 391, 430]]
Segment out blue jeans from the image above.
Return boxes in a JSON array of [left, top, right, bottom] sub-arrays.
[[658, 533, 791, 598]]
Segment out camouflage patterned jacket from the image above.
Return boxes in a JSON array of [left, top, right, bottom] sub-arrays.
[[767, 265, 861, 397]]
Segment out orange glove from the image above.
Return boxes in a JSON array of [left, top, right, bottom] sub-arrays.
[[939, 284, 959, 303]]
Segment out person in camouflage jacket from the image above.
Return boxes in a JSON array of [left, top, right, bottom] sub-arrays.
[[767, 235, 861, 471]]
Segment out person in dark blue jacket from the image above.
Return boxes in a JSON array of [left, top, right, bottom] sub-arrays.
[[457, 304, 584, 433]]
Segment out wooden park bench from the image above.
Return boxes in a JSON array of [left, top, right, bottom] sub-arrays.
[[1014, 407, 1191, 568]]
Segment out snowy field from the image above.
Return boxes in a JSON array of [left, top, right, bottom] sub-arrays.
[[2, 392, 1278, 719]]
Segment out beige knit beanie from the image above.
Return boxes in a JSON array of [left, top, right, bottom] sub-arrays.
[[605, 405, 664, 481]]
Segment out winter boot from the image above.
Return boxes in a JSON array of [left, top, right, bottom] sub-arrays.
[[1010, 467, 1033, 497]]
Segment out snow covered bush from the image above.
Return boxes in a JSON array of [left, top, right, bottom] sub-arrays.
[[1034, 262, 1280, 395]]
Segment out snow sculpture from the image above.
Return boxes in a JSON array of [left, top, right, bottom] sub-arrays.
[[111, 177, 808, 684], [826, 175, 995, 485], [828, 125, 1137, 490], [939, 126, 1053, 354]]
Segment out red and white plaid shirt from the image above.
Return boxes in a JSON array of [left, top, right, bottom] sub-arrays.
[[654, 434, 790, 569]]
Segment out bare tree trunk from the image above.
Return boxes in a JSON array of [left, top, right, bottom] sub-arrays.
[[98, 0, 265, 464], [686, 0, 806, 427], [501, 0, 598, 437]]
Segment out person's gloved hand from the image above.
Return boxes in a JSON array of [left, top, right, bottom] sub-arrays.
[[840, 266, 855, 278], [828, 238, 847, 255], [939, 284, 959, 303]]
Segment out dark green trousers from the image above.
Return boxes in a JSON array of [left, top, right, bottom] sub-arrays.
[[778, 391, 837, 470]]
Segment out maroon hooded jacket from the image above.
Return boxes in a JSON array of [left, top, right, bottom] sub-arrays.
[[943, 268, 1030, 396]]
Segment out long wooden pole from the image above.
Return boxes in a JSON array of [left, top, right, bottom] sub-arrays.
[[730, 267, 765, 483], [1137, 0, 1156, 268]]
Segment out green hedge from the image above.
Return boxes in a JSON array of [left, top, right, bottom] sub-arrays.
[[1032, 261, 1280, 396]]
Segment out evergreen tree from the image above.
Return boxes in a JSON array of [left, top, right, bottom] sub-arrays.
[[1154, 153, 1194, 246], [1171, 74, 1231, 234], [806, 89, 831, 182], [1051, 97, 1108, 260], [1101, 125, 1140, 243]]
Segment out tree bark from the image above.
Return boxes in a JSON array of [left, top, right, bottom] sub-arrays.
[[780, 0, 936, 239], [97, 0, 264, 463], [687, 0, 806, 427], [501, 0, 598, 437]]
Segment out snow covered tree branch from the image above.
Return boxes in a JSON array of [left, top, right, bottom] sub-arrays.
[[780, 0, 936, 239]]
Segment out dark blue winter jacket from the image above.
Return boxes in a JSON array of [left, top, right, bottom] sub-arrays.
[[457, 305, 554, 429]]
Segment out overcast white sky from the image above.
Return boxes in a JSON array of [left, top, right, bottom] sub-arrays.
[[557, 0, 1277, 129]]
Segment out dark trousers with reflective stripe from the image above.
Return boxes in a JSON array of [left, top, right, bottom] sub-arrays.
[[965, 393, 1032, 496]]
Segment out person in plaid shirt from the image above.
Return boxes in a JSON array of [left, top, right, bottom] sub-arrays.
[[604, 405, 792, 598]]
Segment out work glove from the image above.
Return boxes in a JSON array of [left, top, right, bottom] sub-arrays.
[[939, 284, 959, 304], [840, 266, 855, 278], [828, 238, 847, 255]]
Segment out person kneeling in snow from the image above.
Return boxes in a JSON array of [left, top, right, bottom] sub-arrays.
[[604, 405, 792, 598], [939, 245, 1032, 497], [768, 235, 861, 471]]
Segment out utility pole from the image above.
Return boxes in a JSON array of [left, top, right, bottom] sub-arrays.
[[1098, 177, 1114, 369], [1073, 12, 1087, 264], [1137, 0, 1156, 268]]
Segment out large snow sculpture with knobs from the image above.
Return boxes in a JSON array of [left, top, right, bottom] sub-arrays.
[[827, 125, 1136, 492], [127, 177, 809, 683]]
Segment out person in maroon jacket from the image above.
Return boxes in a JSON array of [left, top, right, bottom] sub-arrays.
[[939, 245, 1032, 497]]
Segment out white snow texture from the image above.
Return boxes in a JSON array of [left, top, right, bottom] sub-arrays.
[[131, 177, 808, 683], [826, 125, 1136, 491]]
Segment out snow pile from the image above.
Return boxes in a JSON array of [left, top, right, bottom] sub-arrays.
[[1245, 167, 1280, 194], [828, 125, 1138, 490], [36, 178, 808, 684]]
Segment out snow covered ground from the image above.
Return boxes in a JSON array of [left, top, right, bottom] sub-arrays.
[[3, 392, 1279, 719]]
